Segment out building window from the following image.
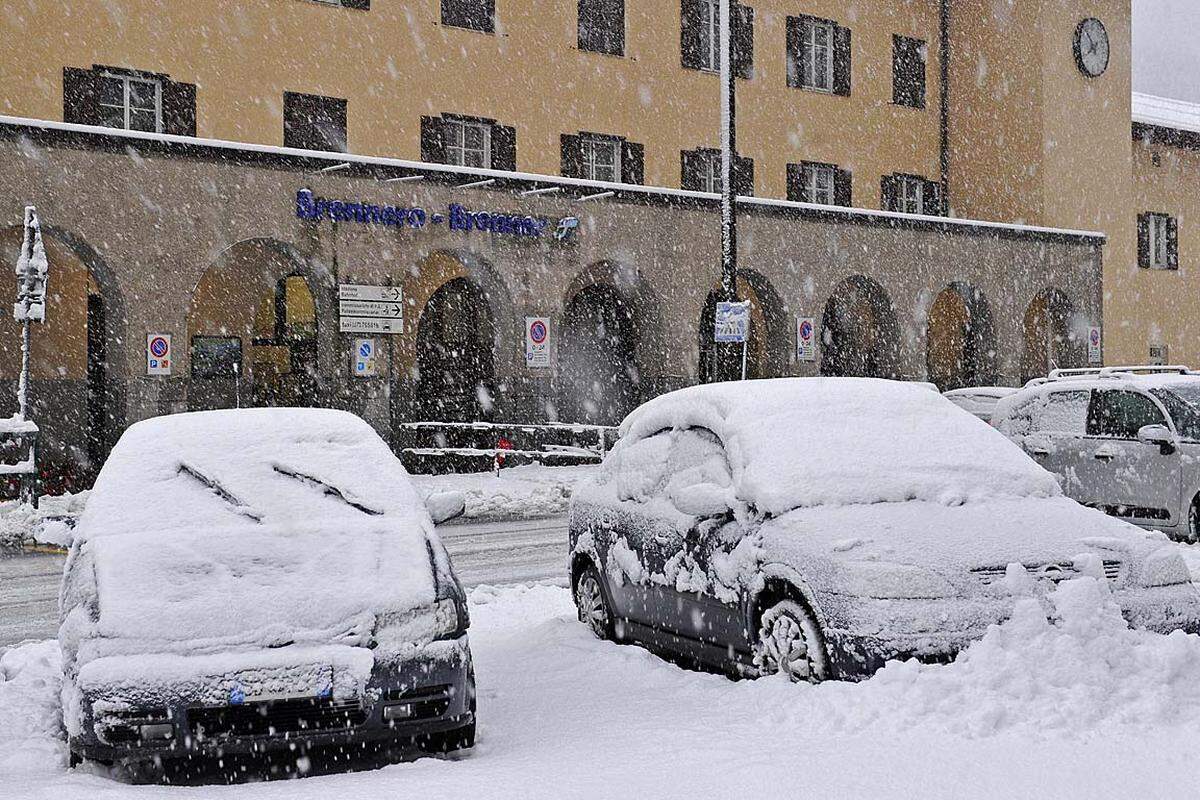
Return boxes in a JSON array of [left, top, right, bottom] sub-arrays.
[[97, 72, 161, 132], [309, 0, 371, 8], [893, 35, 927, 109], [442, 0, 494, 33], [786, 15, 851, 95], [680, 148, 754, 195], [579, 0, 625, 56], [283, 92, 347, 152], [561, 133, 644, 184], [444, 118, 491, 168], [420, 115, 516, 171], [787, 162, 850, 206], [881, 173, 942, 215], [1139, 212, 1179, 269], [681, 1, 754, 78]]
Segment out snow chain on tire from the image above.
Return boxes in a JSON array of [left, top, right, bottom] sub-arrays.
[[753, 599, 829, 683]]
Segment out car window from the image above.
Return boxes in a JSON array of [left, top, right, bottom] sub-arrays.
[[1087, 390, 1167, 439], [1031, 390, 1090, 435], [611, 430, 672, 502], [611, 427, 731, 504], [663, 428, 732, 498], [1151, 386, 1200, 441]]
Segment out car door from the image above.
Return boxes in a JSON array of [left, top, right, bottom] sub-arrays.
[[1081, 389, 1182, 527], [1021, 388, 1092, 499]]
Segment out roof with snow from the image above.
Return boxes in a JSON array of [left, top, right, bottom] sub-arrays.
[[1133, 92, 1200, 137]]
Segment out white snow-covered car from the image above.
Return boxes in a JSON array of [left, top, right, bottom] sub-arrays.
[[59, 409, 475, 773], [568, 378, 1200, 682], [943, 385, 1018, 423]]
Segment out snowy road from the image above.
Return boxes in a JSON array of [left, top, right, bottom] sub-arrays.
[[0, 516, 568, 647]]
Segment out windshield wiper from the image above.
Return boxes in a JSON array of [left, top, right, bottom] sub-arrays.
[[177, 462, 263, 522], [272, 464, 383, 516]]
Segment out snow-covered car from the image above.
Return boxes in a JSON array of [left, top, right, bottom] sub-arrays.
[[994, 366, 1200, 542], [59, 408, 475, 772], [943, 385, 1018, 423], [568, 378, 1200, 682]]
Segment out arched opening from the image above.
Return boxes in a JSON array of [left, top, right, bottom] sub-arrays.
[[415, 277, 496, 421], [1022, 288, 1083, 382], [249, 274, 319, 408], [820, 276, 901, 378], [559, 284, 639, 425], [697, 272, 787, 383], [926, 282, 996, 390]]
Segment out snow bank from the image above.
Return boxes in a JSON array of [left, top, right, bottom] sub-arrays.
[[411, 465, 596, 521], [0, 491, 86, 550], [0, 640, 65, 777], [619, 378, 1061, 515]]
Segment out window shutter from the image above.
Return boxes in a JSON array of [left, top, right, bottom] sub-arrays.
[[1168, 216, 1180, 269], [881, 175, 898, 212], [622, 141, 645, 184], [734, 154, 754, 197], [786, 163, 803, 201], [420, 115, 446, 163], [733, 4, 755, 80], [63, 67, 101, 125], [833, 26, 852, 96], [680, 0, 703, 70], [785, 17, 803, 88], [835, 168, 853, 207], [680, 149, 702, 191], [340, 0, 370, 8], [1137, 213, 1151, 268], [560, 133, 583, 178], [922, 179, 942, 216], [491, 124, 516, 171], [162, 80, 197, 136]]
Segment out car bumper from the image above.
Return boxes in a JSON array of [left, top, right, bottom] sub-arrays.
[[823, 582, 1200, 680], [70, 636, 474, 763]]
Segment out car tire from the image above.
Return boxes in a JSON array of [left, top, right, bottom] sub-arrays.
[[752, 599, 830, 683], [573, 563, 616, 641], [1188, 497, 1200, 544]]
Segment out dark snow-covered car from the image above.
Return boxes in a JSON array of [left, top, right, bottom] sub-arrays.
[[59, 409, 475, 772], [568, 378, 1200, 682]]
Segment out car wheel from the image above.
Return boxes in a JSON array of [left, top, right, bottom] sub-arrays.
[[574, 564, 616, 641], [1188, 498, 1200, 544], [753, 599, 829, 683]]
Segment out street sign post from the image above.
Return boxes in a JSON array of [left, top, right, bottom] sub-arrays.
[[146, 334, 172, 376], [796, 316, 817, 362], [715, 301, 751, 380], [353, 338, 378, 377], [1087, 326, 1102, 364], [338, 284, 403, 334], [525, 317, 551, 368]]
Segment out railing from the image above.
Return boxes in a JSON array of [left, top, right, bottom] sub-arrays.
[[0, 420, 39, 505], [396, 421, 617, 475]]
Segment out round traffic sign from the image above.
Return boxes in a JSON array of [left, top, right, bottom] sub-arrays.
[[799, 319, 814, 341], [149, 336, 170, 358], [529, 320, 548, 345]]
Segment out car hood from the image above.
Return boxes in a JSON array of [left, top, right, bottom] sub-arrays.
[[760, 496, 1178, 584]]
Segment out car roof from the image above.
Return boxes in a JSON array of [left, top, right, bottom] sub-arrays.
[[1023, 366, 1200, 392]]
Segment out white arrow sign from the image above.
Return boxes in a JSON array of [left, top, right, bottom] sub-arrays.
[[340, 317, 403, 334], [339, 284, 402, 303], [339, 300, 403, 319]]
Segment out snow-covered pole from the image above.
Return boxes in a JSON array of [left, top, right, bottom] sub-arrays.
[[719, 0, 738, 305], [14, 206, 48, 421]]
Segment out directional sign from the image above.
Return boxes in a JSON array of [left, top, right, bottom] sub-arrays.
[[340, 317, 403, 335], [339, 284, 402, 303], [339, 300, 403, 319]]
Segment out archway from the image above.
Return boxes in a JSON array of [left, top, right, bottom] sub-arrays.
[[697, 271, 788, 383], [1022, 288, 1083, 382], [926, 282, 996, 390], [248, 274, 319, 408], [559, 284, 639, 425], [414, 277, 497, 422], [820, 276, 901, 378]]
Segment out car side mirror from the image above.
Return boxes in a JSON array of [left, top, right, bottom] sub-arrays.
[[671, 483, 733, 518], [426, 490, 467, 525], [1138, 424, 1177, 455]]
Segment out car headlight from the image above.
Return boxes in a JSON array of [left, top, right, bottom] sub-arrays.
[[838, 562, 958, 600], [1140, 548, 1192, 588]]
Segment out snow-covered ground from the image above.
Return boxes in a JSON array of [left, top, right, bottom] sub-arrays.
[[411, 465, 596, 521], [5, 578, 1200, 798]]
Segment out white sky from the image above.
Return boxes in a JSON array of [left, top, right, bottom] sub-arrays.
[[1133, 0, 1200, 101]]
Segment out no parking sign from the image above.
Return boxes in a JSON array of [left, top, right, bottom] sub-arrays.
[[146, 334, 172, 376], [353, 337, 378, 377], [796, 317, 817, 362], [525, 317, 551, 368]]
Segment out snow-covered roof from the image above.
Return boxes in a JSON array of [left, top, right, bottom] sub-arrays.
[[615, 378, 1061, 516], [0, 114, 1104, 241], [1133, 92, 1200, 136]]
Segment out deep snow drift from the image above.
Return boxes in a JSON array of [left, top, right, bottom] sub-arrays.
[[5, 578, 1200, 798]]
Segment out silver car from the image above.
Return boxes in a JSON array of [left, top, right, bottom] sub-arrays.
[[994, 366, 1200, 542]]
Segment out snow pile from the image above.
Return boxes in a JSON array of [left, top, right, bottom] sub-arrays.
[[0, 640, 65, 777], [618, 378, 1061, 516], [0, 491, 88, 550], [412, 464, 597, 521]]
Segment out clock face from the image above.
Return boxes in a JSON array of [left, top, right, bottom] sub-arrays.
[[1074, 18, 1110, 77]]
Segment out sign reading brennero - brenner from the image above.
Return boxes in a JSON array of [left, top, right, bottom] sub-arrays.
[[339, 284, 403, 334]]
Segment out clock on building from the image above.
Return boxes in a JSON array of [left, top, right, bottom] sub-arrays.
[[1074, 18, 1110, 78]]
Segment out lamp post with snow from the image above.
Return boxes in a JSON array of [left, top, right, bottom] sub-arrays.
[[9, 206, 48, 505]]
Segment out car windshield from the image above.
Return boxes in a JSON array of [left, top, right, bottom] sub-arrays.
[[1149, 385, 1200, 441]]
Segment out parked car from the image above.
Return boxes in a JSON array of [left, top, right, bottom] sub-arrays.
[[60, 408, 475, 775], [993, 365, 1200, 542], [943, 385, 1018, 423], [569, 378, 1199, 682]]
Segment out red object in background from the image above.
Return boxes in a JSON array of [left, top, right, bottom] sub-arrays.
[[496, 437, 513, 467]]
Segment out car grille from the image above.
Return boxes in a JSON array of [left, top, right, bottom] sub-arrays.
[[189, 697, 367, 741], [971, 560, 1122, 586], [384, 684, 453, 721]]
